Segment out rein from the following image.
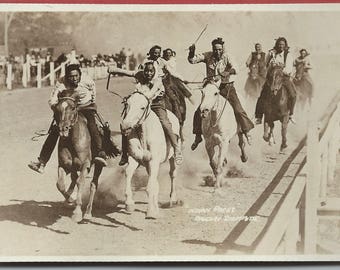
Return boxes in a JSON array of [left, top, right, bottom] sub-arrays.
[[58, 97, 79, 129], [122, 91, 151, 129], [200, 83, 228, 128], [211, 93, 227, 128]]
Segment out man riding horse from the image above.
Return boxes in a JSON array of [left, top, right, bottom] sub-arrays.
[[255, 37, 297, 125], [246, 43, 267, 78], [188, 37, 254, 150], [108, 62, 183, 166], [28, 63, 108, 174]]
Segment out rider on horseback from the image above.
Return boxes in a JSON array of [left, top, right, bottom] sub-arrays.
[[294, 49, 312, 74], [188, 37, 254, 150], [255, 37, 297, 124], [109, 62, 183, 166], [28, 63, 108, 174], [246, 43, 267, 78]]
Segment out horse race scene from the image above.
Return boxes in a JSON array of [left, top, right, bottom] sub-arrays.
[[0, 4, 340, 261]]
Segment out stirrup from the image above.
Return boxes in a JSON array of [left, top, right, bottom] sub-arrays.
[[94, 157, 107, 167], [119, 156, 128, 166]]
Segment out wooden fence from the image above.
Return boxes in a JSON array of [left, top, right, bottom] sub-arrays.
[[218, 93, 340, 255]]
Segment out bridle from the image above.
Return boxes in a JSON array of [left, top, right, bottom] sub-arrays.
[[58, 97, 79, 130], [199, 82, 227, 128], [121, 91, 151, 129]]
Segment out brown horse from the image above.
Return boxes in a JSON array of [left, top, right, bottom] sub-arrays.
[[55, 90, 103, 222], [293, 62, 313, 110], [244, 62, 266, 100], [263, 66, 290, 152]]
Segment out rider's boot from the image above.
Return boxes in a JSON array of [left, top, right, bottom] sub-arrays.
[[191, 134, 203, 151], [28, 158, 45, 174], [94, 151, 108, 167]]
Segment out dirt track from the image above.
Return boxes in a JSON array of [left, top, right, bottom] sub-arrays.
[[0, 75, 325, 259]]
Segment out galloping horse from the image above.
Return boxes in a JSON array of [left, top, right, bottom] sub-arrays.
[[121, 91, 182, 219], [262, 65, 290, 152], [200, 81, 248, 189], [244, 62, 266, 100], [55, 90, 103, 222], [293, 62, 313, 110]]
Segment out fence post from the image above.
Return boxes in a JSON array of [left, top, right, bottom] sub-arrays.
[[320, 150, 328, 201], [22, 63, 27, 88], [328, 133, 338, 185], [26, 62, 30, 83], [94, 66, 98, 80], [37, 63, 42, 88], [50, 62, 55, 86], [61, 63, 65, 77], [304, 120, 321, 254], [6, 63, 12, 90]]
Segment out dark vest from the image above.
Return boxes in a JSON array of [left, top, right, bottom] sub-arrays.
[[251, 52, 266, 66]]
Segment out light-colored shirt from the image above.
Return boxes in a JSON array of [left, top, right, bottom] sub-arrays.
[[188, 51, 237, 83], [48, 73, 96, 108], [294, 56, 312, 69], [142, 57, 185, 81], [134, 71, 164, 100], [266, 50, 294, 75]]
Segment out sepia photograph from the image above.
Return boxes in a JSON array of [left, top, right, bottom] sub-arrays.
[[0, 3, 339, 261]]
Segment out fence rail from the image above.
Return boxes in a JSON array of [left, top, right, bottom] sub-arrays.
[[218, 92, 340, 255]]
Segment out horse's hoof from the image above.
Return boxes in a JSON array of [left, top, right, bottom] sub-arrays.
[[126, 204, 135, 213], [83, 213, 93, 221], [145, 211, 158, 220], [241, 155, 248, 163], [170, 199, 184, 208], [263, 135, 270, 142], [72, 210, 83, 223], [280, 144, 288, 152]]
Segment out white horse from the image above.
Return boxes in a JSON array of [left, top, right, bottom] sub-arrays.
[[120, 91, 182, 219], [199, 81, 248, 188]]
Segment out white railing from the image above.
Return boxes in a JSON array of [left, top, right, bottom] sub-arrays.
[[226, 93, 340, 255]]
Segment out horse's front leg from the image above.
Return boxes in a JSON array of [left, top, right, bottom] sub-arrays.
[[205, 143, 218, 187], [72, 161, 90, 223], [146, 159, 160, 219], [169, 157, 183, 207], [124, 157, 139, 212], [56, 166, 68, 200], [215, 143, 226, 189], [84, 164, 103, 221], [263, 121, 270, 142], [280, 116, 289, 152], [238, 132, 248, 163]]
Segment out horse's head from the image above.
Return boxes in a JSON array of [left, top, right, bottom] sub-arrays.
[[199, 81, 220, 118], [55, 90, 79, 137], [249, 63, 259, 80], [121, 91, 150, 136], [267, 65, 284, 94]]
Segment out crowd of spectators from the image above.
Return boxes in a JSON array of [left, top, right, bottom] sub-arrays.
[[0, 47, 143, 89]]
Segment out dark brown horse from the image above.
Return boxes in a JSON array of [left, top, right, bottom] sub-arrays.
[[293, 62, 313, 110], [55, 90, 103, 222], [244, 62, 266, 100], [263, 65, 290, 152]]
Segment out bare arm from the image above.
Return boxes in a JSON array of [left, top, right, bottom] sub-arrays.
[[107, 66, 136, 77]]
